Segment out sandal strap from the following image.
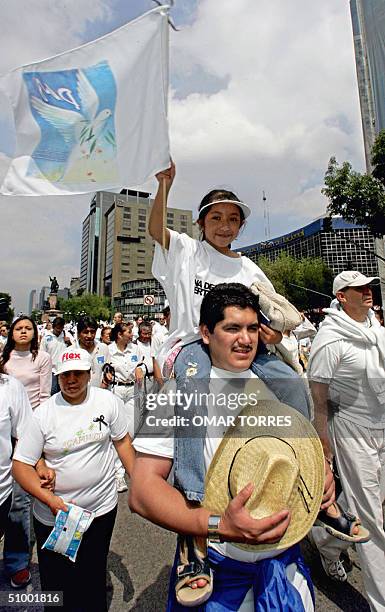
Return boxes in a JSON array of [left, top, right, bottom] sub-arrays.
[[177, 560, 205, 579], [318, 509, 358, 537]]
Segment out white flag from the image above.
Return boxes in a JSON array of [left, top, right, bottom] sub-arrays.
[[0, 6, 170, 196]]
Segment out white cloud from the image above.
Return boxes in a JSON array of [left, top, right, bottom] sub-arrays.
[[0, 1, 112, 73], [0, 0, 367, 311]]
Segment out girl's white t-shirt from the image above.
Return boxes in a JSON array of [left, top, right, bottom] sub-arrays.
[[152, 231, 273, 369], [14, 386, 128, 525]]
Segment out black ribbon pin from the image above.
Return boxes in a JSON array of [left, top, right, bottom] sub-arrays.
[[93, 415, 108, 431]]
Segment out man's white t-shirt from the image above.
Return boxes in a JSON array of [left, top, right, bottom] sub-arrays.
[[152, 231, 273, 370], [134, 368, 280, 562], [74, 341, 110, 387], [308, 324, 385, 428], [14, 387, 128, 525], [40, 331, 71, 375], [0, 375, 32, 506]]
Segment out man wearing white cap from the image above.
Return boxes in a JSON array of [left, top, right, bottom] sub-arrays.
[[308, 271, 385, 610], [130, 283, 330, 611], [12, 348, 134, 612]]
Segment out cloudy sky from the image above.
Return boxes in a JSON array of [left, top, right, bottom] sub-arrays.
[[0, 0, 365, 313]]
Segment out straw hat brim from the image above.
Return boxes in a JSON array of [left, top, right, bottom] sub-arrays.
[[202, 399, 324, 552]]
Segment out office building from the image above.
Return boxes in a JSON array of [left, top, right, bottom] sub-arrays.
[[350, 0, 385, 167], [28, 289, 39, 315], [80, 189, 195, 300], [239, 215, 379, 277], [38, 286, 51, 311], [350, 0, 385, 300], [113, 278, 166, 319], [80, 192, 116, 293], [70, 277, 81, 297]]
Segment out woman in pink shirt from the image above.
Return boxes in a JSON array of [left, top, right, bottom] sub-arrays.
[[1, 316, 52, 588], [2, 316, 51, 409]]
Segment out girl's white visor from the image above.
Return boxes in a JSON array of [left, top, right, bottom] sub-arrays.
[[196, 199, 251, 221]]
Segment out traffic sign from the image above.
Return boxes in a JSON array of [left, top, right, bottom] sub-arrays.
[[143, 294, 155, 306]]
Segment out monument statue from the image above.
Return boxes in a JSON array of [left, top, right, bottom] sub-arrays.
[[49, 276, 59, 294]]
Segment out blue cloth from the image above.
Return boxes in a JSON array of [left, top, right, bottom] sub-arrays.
[[167, 544, 314, 611], [173, 341, 311, 502], [3, 481, 31, 575]]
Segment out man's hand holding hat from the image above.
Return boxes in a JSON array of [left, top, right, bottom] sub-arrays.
[[218, 483, 290, 545]]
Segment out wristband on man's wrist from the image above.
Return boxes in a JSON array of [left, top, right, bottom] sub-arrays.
[[207, 514, 222, 543]]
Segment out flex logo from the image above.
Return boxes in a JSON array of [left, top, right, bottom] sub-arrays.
[[62, 352, 81, 361]]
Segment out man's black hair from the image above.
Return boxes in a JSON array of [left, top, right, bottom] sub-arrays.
[[77, 316, 98, 334], [199, 283, 260, 333], [162, 305, 170, 317], [52, 317, 65, 327]]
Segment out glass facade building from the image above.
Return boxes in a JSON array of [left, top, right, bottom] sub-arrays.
[[113, 278, 166, 319], [238, 216, 379, 277]]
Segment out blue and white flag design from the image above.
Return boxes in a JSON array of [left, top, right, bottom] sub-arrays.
[[0, 6, 170, 196]]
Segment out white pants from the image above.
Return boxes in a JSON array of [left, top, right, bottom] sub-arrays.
[[312, 416, 385, 612]]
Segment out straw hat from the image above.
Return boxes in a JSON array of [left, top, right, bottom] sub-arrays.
[[203, 399, 324, 552]]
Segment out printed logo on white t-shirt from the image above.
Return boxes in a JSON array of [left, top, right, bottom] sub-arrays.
[[194, 278, 215, 297]]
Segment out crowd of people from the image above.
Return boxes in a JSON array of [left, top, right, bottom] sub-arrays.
[[0, 162, 385, 611]]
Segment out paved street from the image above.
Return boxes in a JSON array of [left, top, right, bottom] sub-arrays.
[[0, 489, 370, 611]]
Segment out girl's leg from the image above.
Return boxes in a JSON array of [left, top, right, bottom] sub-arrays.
[[174, 341, 211, 502]]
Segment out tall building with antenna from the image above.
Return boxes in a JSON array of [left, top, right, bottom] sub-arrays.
[[350, 0, 385, 303], [350, 0, 385, 169]]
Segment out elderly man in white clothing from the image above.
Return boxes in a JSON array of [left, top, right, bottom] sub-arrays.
[[308, 271, 384, 611]]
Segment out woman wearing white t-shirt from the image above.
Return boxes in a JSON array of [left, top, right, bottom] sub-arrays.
[[1, 316, 52, 588], [12, 349, 135, 612], [0, 373, 32, 538]]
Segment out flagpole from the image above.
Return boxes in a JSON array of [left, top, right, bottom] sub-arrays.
[[162, 177, 167, 250]]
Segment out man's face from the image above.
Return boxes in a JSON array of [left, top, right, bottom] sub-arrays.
[[59, 370, 90, 404], [0, 326, 8, 337], [139, 326, 152, 343], [113, 313, 123, 324], [53, 323, 64, 337], [78, 326, 96, 350], [337, 284, 373, 317], [200, 306, 259, 372]]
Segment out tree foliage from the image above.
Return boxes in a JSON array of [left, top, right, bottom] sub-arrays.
[[58, 293, 111, 321], [322, 130, 385, 237], [0, 292, 14, 323], [258, 253, 333, 310]]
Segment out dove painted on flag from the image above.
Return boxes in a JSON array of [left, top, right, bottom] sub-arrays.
[[23, 61, 119, 184]]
